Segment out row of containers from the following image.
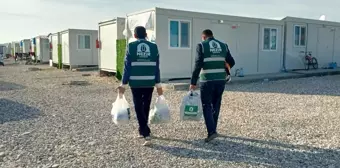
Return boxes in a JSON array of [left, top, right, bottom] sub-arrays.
[[1, 36, 50, 62], [2, 7, 340, 80]]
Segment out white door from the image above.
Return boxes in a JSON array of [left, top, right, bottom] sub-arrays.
[[333, 30, 340, 66], [61, 33, 70, 64], [41, 38, 50, 62], [317, 28, 334, 68], [52, 36, 59, 63], [99, 23, 117, 71]]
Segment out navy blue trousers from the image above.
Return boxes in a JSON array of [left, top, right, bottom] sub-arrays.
[[131, 87, 154, 137], [200, 80, 226, 136]]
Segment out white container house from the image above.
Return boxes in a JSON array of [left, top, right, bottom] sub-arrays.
[[12, 42, 20, 54], [282, 17, 340, 70], [60, 29, 98, 69], [98, 17, 126, 73], [51, 32, 61, 65], [0, 45, 6, 55], [20, 39, 31, 54], [5, 43, 11, 56], [35, 36, 50, 63], [124, 7, 284, 80], [48, 35, 53, 66], [30, 37, 35, 53]]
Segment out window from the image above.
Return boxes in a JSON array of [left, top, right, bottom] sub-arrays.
[[263, 28, 277, 50], [169, 20, 190, 48], [294, 25, 306, 46], [78, 35, 91, 49]]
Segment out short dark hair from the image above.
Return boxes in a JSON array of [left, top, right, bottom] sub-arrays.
[[134, 26, 146, 39], [202, 29, 213, 37]]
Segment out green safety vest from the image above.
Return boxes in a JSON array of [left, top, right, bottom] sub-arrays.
[[128, 40, 159, 88], [200, 38, 227, 82]]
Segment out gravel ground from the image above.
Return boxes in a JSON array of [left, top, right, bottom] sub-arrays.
[[1, 58, 340, 168]]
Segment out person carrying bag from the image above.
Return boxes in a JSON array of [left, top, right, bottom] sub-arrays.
[[117, 26, 163, 146]]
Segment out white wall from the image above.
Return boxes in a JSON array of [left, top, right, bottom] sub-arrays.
[[13, 43, 20, 54], [68, 29, 98, 66], [154, 8, 283, 79], [285, 21, 340, 69], [99, 18, 125, 72], [51, 34, 59, 63], [99, 23, 117, 71], [36, 38, 50, 63], [61, 31, 70, 64], [316, 27, 334, 68], [22, 40, 30, 53], [156, 14, 193, 79], [334, 31, 340, 65]]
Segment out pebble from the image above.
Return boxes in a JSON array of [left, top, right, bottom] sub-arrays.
[[88, 141, 97, 146], [0, 152, 5, 157], [21, 132, 31, 136], [51, 164, 60, 168]]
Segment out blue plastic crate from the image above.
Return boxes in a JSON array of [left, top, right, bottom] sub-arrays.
[[329, 62, 337, 69]]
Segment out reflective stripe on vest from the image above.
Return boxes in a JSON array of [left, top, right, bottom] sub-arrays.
[[131, 62, 156, 66], [201, 69, 225, 74], [130, 76, 156, 80], [203, 57, 225, 62]]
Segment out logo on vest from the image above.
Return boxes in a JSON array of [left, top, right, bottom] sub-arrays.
[[137, 43, 151, 58], [209, 40, 222, 54]]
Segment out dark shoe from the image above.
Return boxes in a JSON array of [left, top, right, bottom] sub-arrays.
[[204, 133, 218, 143]]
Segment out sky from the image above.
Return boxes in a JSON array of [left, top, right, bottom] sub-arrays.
[[0, 0, 339, 43]]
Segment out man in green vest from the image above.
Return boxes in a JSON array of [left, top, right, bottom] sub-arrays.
[[190, 29, 235, 142], [117, 26, 163, 146]]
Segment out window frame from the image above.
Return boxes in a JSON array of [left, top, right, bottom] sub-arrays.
[[262, 27, 278, 51], [77, 34, 92, 50], [293, 25, 307, 47], [168, 19, 192, 50]]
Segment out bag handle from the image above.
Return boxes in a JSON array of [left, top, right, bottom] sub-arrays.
[[188, 90, 193, 96], [116, 93, 125, 101], [189, 90, 199, 97]]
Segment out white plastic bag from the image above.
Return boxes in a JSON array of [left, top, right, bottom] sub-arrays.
[[180, 91, 203, 121], [111, 94, 130, 125], [149, 95, 170, 124]]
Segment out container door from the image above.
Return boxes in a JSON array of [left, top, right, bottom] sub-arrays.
[[41, 39, 50, 62], [100, 23, 117, 71], [333, 30, 340, 66], [317, 28, 334, 68], [36, 38, 41, 59]]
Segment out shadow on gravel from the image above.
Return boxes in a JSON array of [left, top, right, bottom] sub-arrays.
[[152, 135, 340, 167], [0, 62, 20, 66], [0, 99, 41, 124], [0, 81, 25, 91]]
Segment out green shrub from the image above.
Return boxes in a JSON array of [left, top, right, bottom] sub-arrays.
[[57, 44, 62, 69], [116, 39, 127, 80]]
